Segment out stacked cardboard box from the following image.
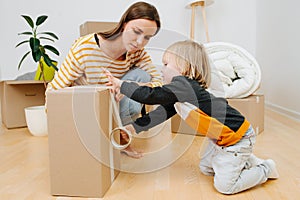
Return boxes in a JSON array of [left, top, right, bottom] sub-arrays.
[[80, 21, 117, 36], [227, 95, 264, 134]]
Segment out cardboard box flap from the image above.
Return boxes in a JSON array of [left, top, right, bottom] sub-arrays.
[[1, 80, 46, 85]]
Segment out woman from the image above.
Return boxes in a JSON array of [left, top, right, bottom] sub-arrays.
[[46, 1, 163, 158]]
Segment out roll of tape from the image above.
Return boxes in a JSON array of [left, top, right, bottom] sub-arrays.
[[109, 126, 133, 150]]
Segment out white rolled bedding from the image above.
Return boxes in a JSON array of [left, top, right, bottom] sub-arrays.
[[204, 42, 261, 98]]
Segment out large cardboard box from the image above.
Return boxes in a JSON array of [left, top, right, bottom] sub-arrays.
[[80, 21, 118, 36], [171, 95, 265, 136], [228, 95, 264, 134], [0, 80, 46, 128], [47, 86, 120, 198]]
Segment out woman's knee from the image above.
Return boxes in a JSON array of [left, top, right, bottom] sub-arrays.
[[122, 68, 151, 83], [120, 96, 142, 124], [129, 99, 142, 115]]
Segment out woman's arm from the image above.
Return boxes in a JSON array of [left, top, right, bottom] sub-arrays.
[[47, 41, 84, 91]]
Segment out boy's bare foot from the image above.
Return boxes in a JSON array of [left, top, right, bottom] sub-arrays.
[[264, 159, 279, 179]]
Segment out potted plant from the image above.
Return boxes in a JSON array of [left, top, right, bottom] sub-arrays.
[[15, 15, 60, 137], [15, 15, 60, 85]]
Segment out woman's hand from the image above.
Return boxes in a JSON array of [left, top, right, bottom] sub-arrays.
[[119, 124, 136, 143], [125, 124, 136, 135], [120, 129, 130, 144], [120, 124, 143, 159]]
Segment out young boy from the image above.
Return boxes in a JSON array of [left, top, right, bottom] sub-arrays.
[[106, 40, 279, 194]]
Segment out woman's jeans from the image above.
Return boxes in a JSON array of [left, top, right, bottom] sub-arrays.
[[120, 68, 151, 125]]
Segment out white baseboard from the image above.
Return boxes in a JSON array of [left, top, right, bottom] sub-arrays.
[[265, 101, 300, 122]]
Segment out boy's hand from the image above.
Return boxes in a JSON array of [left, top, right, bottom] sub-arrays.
[[103, 68, 124, 101]]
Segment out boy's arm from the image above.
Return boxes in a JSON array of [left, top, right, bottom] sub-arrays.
[[131, 103, 177, 133], [120, 76, 195, 105], [120, 81, 178, 105]]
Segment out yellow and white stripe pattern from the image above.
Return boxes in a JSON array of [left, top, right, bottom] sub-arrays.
[[174, 102, 250, 146], [47, 34, 162, 91]]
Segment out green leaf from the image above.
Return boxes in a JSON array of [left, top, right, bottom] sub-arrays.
[[15, 40, 29, 48], [39, 32, 59, 40], [21, 15, 34, 28], [17, 31, 33, 36], [39, 45, 45, 54], [50, 62, 58, 71], [32, 49, 42, 62], [29, 37, 40, 52], [39, 36, 55, 43], [17, 51, 31, 70], [43, 54, 58, 71], [36, 15, 48, 26], [44, 45, 60, 56]]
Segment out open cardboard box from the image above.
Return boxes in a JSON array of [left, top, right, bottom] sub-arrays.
[[47, 86, 120, 198], [0, 80, 46, 128], [171, 94, 265, 136]]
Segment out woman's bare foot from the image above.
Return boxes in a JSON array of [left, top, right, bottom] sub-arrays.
[[121, 145, 143, 159]]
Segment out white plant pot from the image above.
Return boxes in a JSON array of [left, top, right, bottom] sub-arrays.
[[24, 105, 48, 136]]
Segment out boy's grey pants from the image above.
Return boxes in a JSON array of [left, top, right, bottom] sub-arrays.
[[199, 127, 270, 194]]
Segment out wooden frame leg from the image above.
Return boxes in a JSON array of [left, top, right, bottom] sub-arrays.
[[201, 5, 210, 42], [190, 5, 196, 40]]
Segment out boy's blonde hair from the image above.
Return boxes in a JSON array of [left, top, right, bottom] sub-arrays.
[[163, 40, 211, 89]]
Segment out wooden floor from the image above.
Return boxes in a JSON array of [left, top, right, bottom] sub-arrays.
[[1, 108, 300, 200]]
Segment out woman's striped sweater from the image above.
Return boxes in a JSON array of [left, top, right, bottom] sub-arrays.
[[47, 33, 162, 91]]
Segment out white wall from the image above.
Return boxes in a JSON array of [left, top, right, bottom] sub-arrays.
[[0, 0, 256, 80], [202, 0, 257, 55], [256, 0, 300, 120], [1, 0, 298, 120], [7, 0, 300, 120]]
